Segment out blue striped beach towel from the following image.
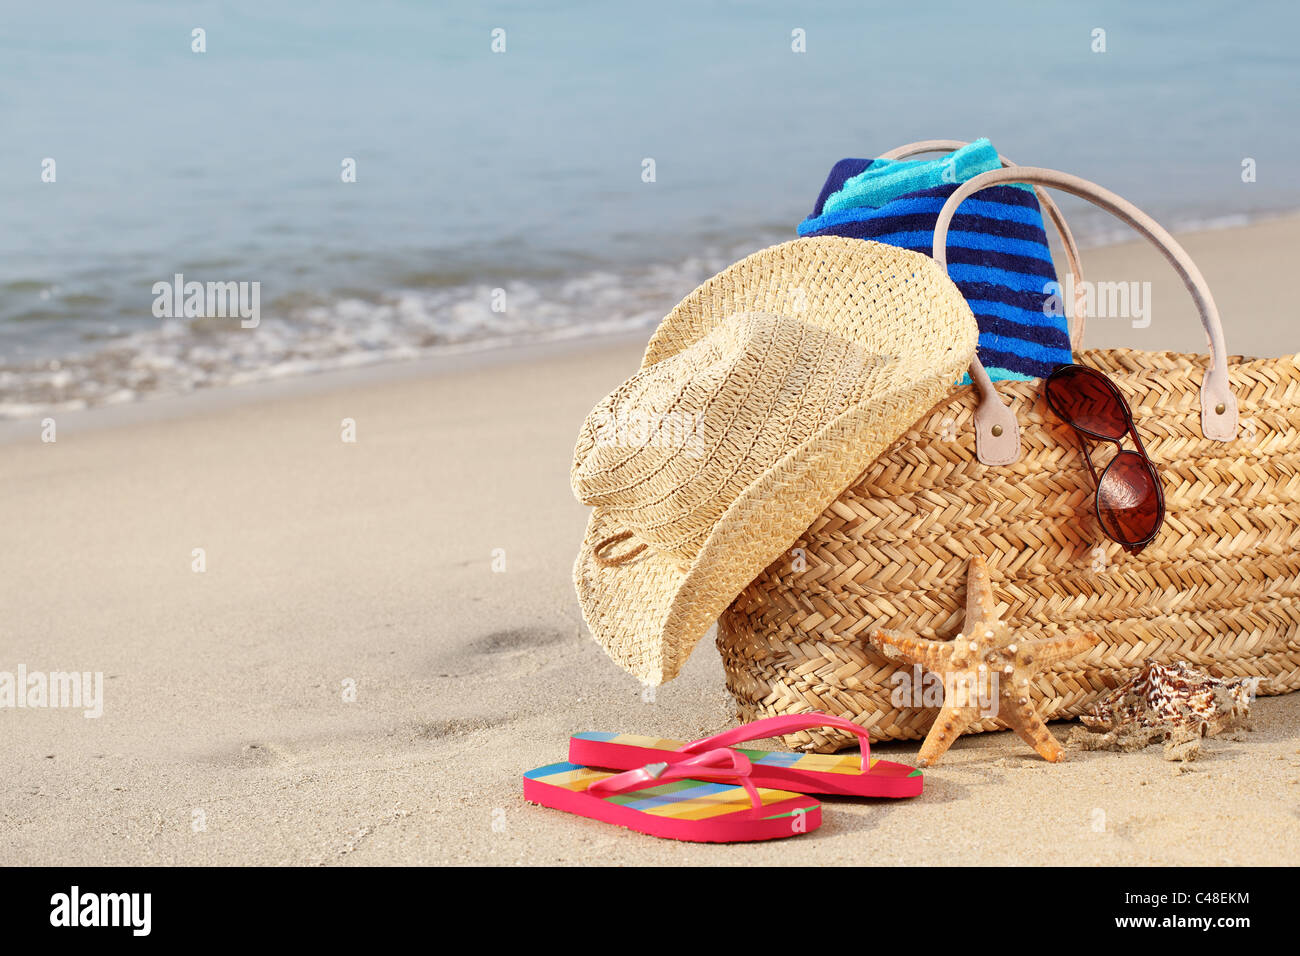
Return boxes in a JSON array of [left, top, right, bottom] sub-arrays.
[[798, 139, 1073, 382]]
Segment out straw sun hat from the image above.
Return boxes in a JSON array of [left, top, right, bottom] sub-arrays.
[[572, 236, 978, 684]]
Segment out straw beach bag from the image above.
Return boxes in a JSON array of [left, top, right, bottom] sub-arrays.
[[719, 164, 1300, 753]]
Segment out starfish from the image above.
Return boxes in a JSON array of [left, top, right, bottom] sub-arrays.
[[871, 554, 1099, 767]]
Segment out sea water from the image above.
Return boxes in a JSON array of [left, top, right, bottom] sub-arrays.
[[2, 0, 1297, 416]]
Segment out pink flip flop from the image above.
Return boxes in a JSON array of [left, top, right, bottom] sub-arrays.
[[523, 747, 821, 843], [569, 714, 922, 798]]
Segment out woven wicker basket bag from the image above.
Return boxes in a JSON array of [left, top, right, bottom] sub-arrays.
[[719, 164, 1300, 753]]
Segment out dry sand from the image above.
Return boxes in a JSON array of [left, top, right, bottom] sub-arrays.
[[3, 216, 1299, 866]]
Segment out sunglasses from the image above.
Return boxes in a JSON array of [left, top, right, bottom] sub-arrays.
[[1044, 363, 1165, 554]]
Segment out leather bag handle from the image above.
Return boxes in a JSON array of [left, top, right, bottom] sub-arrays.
[[931, 166, 1239, 465], [878, 139, 1089, 346]]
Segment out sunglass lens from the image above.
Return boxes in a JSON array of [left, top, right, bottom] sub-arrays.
[[1096, 451, 1162, 548], [1046, 365, 1128, 439]]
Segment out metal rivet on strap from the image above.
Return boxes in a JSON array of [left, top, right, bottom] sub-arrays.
[[991, 424, 1003, 437], [1215, 402, 1226, 415]]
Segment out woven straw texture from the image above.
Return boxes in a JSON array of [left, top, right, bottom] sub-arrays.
[[719, 347, 1300, 753], [576, 314, 879, 565], [574, 237, 978, 685]]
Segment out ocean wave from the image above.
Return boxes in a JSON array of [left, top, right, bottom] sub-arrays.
[[0, 207, 1293, 421], [0, 248, 758, 420]]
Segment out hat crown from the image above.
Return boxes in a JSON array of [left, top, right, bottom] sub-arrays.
[[573, 312, 877, 565]]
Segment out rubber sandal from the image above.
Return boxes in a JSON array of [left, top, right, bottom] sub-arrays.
[[523, 747, 821, 843], [569, 714, 922, 798]]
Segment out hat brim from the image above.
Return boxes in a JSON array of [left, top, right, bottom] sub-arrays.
[[574, 369, 964, 684]]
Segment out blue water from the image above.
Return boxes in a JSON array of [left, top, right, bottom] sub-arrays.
[[2, 0, 1297, 414]]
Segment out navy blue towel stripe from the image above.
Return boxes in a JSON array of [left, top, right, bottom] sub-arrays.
[[903, 183, 1042, 210], [973, 312, 1074, 349], [803, 226, 1058, 283], [812, 211, 1051, 249], [975, 344, 1066, 379], [960, 284, 1062, 314]]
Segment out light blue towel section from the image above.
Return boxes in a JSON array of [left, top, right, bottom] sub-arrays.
[[821, 138, 1006, 215]]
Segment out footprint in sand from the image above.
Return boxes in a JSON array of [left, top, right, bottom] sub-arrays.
[[467, 627, 569, 656], [412, 715, 510, 740]]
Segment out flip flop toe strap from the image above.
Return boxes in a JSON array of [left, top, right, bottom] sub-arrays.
[[677, 714, 874, 774], [586, 748, 763, 810]]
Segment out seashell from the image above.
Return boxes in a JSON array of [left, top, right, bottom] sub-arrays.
[[1080, 661, 1264, 738]]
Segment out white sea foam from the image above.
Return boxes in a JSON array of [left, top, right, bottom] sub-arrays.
[[0, 250, 752, 420]]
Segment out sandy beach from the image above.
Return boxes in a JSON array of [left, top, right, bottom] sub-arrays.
[[3, 217, 1299, 866]]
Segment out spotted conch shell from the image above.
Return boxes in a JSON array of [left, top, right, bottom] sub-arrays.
[[1081, 661, 1264, 737]]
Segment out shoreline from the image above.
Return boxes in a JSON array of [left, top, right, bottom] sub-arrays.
[[0, 328, 651, 444], [4, 210, 1299, 437]]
